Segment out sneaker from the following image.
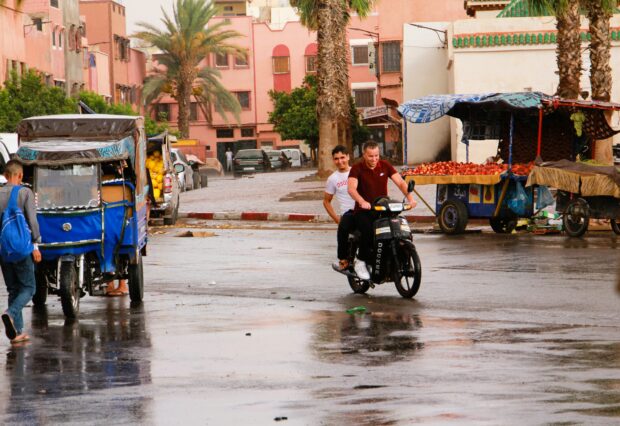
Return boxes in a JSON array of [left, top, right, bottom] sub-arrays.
[[332, 259, 349, 272], [354, 259, 371, 280]]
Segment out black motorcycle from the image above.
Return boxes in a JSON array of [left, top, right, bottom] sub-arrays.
[[332, 181, 422, 298]]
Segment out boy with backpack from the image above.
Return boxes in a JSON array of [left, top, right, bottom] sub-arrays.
[[0, 160, 41, 344]]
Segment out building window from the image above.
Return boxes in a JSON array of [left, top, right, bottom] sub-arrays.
[[382, 41, 401, 73], [235, 53, 248, 67], [352, 45, 369, 65], [272, 56, 289, 74], [241, 128, 254, 137], [215, 53, 228, 68], [154, 103, 170, 121], [305, 55, 317, 73], [33, 18, 43, 32], [68, 26, 75, 50], [190, 103, 198, 121], [224, 6, 233, 11], [353, 89, 375, 108], [58, 31, 63, 48], [235, 91, 251, 109], [50, 0, 59, 7], [52, 29, 56, 47], [216, 128, 234, 138]]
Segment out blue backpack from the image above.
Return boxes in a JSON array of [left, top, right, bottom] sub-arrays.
[[1, 186, 34, 263]]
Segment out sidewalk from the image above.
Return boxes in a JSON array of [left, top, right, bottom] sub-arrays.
[[179, 169, 437, 222]]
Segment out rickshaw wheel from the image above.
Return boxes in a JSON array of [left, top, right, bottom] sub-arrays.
[[128, 254, 144, 303], [59, 262, 80, 318], [438, 200, 468, 234], [32, 268, 48, 307], [563, 198, 590, 238], [489, 216, 517, 234], [611, 219, 620, 235]]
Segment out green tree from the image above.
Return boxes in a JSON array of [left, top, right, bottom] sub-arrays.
[[78, 90, 174, 136], [269, 75, 368, 162], [526, 0, 582, 99], [134, 0, 244, 138], [290, 0, 376, 177], [0, 70, 76, 132]]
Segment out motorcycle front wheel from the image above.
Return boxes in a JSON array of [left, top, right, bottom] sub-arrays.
[[393, 242, 422, 298]]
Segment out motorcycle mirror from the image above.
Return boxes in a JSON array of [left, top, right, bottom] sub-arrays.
[[407, 180, 415, 193]]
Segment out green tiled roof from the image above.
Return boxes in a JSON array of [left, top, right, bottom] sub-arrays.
[[452, 28, 620, 48], [497, 0, 620, 17]]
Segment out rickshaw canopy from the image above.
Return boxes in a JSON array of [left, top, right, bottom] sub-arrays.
[[17, 114, 143, 141], [17, 138, 135, 166]]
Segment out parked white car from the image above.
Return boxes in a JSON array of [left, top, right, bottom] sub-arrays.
[[0, 138, 12, 186], [280, 148, 304, 168], [171, 148, 195, 191]]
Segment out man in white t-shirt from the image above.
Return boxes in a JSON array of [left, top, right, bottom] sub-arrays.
[[225, 147, 233, 172], [323, 145, 356, 271]]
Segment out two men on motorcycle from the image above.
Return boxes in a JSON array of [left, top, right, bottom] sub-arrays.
[[348, 142, 417, 280]]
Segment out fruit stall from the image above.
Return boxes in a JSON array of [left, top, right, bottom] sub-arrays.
[[398, 93, 547, 234], [398, 93, 620, 235]]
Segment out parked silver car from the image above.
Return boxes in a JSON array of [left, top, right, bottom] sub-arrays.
[[171, 148, 196, 191]]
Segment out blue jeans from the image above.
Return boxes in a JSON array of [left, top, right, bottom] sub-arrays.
[[1, 256, 36, 334]]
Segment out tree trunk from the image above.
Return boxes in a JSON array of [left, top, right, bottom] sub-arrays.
[[555, 0, 582, 99], [177, 65, 193, 139], [316, 0, 351, 177], [587, 0, 614, 164]]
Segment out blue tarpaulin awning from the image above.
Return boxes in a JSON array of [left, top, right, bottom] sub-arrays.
[[398, 92, 548, 124]]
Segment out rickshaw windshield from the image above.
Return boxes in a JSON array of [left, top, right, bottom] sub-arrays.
[[36, 165, 100, 210]]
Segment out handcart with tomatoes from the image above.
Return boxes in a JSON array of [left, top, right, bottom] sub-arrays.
[[398, 93, 544, 234], [399, 93, 620, 236]]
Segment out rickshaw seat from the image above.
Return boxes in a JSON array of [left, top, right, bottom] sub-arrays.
[[102, 178, 134, 216]]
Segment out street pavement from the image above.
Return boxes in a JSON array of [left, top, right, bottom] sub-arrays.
[[179, 169, 438, 220], [0, 221, 618, 424]]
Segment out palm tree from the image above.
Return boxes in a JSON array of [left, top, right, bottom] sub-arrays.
[[527, 0, 582, 99], [583, 0, 616, 163], [584, 0, 615, 102], [290, 0, 376, 177], [134, 0, 244, 138]]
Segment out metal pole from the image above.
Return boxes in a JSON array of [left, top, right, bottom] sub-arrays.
[[403, 119, 408, 165], [508, 113, 514, 170], [536, 107, 543, 157]]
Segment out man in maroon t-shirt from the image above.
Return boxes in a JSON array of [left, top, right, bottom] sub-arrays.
[[348, 142, 417, 279]]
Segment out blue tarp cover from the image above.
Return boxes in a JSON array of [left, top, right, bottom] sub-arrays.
[[17, 137, 135, 166], [398, 92, 547, 124]]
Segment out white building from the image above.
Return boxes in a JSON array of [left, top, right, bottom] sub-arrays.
[[403, 0, 620, 164]]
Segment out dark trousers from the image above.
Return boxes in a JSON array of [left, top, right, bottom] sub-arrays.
[[354, 211, 376, 263], [337, 210, 355, 260], [1, 256, 36, 334]]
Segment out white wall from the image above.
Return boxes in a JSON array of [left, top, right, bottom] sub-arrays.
[[448, 15, 620, 162], [402, 22, 451, 165]]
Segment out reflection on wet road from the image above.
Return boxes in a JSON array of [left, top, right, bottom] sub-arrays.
[[2, 300, 151, 424], [0, 224, 617, 424]]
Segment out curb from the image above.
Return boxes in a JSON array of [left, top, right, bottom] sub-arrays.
[[180, 212, 439, 223]]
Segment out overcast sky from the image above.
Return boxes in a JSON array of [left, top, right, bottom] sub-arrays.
[[124, 0, 174, 36]]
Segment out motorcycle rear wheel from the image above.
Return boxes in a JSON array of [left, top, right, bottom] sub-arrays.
[[348, 276, 370, 294], [393, 242, 422, 298]]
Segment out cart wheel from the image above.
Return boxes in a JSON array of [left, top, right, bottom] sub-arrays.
[[563, 198, 589, 238], [489, 216, 517, 234], [438, 200, 468, 234], [611, 219, 620, 235]]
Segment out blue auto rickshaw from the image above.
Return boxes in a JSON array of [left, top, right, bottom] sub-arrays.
[[16, 115, 149, 318]]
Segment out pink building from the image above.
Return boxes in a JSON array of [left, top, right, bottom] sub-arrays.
[[0, 0, 28, 83], [149, 1, 467, 165], [80, 0, 145, 110]]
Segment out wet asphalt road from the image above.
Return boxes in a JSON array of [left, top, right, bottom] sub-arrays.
[[0, 222, 619, 425]]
